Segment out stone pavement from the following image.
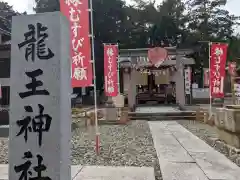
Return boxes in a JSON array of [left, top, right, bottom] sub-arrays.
[[149, 121, 240, 180], [0, 164, 155, 180]]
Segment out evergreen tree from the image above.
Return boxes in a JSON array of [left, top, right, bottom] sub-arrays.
[[187, 0, 239, 40]]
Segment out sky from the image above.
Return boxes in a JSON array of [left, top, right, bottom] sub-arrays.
[[2, 0, 239, 15], [2, 0, 240, 25], [3, 0, 36, 14]]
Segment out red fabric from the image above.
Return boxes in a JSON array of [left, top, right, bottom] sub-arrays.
[[210, 43, 228, 98], [104, 45, 118, 97], [60, 0, 92, 87]]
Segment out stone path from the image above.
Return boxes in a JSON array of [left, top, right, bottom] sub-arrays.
[[149, 121, 240, 180], [135, 106, 180, 113], [0, 165, 155, 180]]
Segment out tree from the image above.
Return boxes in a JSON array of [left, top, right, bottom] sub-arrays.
[[150, 0, 187, 47], [0, 2, 19, 34], [186, 0, 240, 41], [228, 35, 240, 63], [33, 0, 240, 89]]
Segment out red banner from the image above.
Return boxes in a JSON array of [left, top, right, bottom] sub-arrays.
[[228, 62, 236, 76], [60, 0, 92, 87], [104, 45, 118, 97], [203, 68, 209, 87], [210, 43, 228, 98]]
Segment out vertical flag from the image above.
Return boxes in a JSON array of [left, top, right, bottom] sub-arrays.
[[60, 0, 92, 87], [104, 44, 118, 97], [210, 43, 228, 98]]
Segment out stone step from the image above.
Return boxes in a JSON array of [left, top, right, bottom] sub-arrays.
[[129, 111, 196, 117], [130, 116, 196, 121], [129, 111, 196, 121]]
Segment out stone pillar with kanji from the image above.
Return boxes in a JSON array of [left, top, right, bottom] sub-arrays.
[[9, 12, 71, 180]]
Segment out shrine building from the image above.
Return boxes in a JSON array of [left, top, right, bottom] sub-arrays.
[[118, 47, 195, 111]]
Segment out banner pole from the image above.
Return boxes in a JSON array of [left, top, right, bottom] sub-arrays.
[[209, 41, 212, 120], [116, 43, 121, 119], [89, 0, 100, 155], [231, 76, 235, 104], [117, 43, 120, 94]]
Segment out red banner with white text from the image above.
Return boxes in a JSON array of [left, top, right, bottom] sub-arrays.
[[60, 0, 92, 87], [210, 43, 228, 98], [104, 45, 118, 97]]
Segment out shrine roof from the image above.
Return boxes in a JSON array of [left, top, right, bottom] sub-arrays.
[[118, 47, 195, 67], [119, 47, 194, 57], [119, 57, 195, 67]]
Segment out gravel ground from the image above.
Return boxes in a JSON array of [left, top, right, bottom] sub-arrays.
[[0, 120, 162, 180], [0, 138, 8, 164], [72, 120, 162, 180], [178, 120, 240, 167]]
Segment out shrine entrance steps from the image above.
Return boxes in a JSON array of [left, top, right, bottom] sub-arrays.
[[129, 106, 196, 121]]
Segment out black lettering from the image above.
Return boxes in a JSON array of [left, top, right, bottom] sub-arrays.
[[14, 151, 52, 180], [16, 104, 52, 146], [19, 69, 49, 99], [18, 23, 54, 61]]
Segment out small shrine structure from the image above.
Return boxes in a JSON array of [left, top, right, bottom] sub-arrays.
[[118, 46, 195, 110]]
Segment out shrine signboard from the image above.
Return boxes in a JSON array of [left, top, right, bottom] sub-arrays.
[[184, 67, 191, 95]]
